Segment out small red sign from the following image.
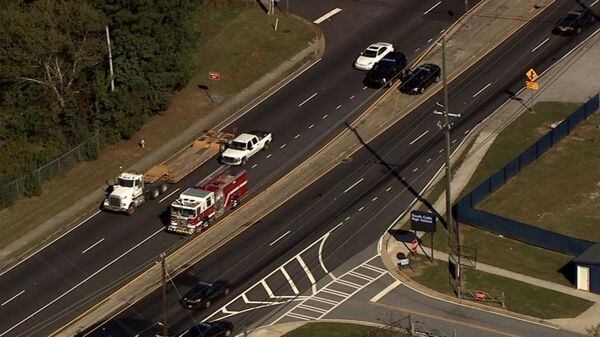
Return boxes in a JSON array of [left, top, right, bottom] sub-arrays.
[[208, 71, 221, 81], [475, 291, 486, 300], [411, 239, 419, 251]]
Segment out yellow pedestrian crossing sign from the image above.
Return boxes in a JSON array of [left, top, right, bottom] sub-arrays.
[[526, 68, 539, 82]]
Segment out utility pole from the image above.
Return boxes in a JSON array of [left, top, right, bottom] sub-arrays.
[[105, 25, 115, 92], [161, 253, 168, 337], [440, 35, 462, 292]]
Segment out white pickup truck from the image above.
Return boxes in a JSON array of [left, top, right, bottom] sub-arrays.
[[220, 131, 272, 165]]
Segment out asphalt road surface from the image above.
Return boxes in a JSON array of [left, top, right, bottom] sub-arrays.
[[81, 0, 599, 336], [0, 0, 480, 336]]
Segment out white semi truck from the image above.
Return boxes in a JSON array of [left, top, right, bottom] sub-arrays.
[[102, 131, 234, 215]]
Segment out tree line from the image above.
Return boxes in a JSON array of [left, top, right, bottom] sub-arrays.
[[0, 0, 205, 207]]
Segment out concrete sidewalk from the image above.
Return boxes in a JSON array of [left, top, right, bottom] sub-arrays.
[[382, 24, 600, 336]]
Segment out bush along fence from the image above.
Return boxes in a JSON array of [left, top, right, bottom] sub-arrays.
[[0, 131, 100, 210], [454, 94, 600, 256]]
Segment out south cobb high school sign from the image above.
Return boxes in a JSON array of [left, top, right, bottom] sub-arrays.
[[410, 210, 437, 233]]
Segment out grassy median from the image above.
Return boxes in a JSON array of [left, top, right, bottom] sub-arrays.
[[284, 322, 410, 337]]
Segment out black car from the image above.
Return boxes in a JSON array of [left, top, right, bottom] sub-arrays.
[[553, 9, 595, 35], [177, 321, 233, 337], [364, 52, 407, 88], [182, 280, 230, 309], [399, 63, 441, 95]]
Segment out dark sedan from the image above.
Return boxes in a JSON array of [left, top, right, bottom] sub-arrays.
[[553, 9, 595, 35], [364, 52, 407, 88], [177, 321, 233, 337], [399, 63, 440, 95], [182, 280, 230, 309]]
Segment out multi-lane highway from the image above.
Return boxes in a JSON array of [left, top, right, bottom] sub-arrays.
[[77, 0, 599, 336], [0, 0, 484, 336]]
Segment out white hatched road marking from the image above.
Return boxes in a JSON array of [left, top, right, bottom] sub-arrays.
[[296, 256, 318, 294], [280, 267, 300, 294], [273, 255, 387, 322], [206, 221, 346, 321]]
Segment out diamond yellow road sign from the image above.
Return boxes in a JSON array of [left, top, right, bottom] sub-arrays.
[[526, 68, 539, 82]]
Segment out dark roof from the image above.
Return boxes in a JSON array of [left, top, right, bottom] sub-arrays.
[[574, 243, 600, 265]]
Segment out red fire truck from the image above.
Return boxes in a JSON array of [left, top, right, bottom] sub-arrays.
[[167, 166, 248, 235]]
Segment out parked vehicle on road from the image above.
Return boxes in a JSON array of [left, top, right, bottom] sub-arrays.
[[553, 9, 595, 35], [182, 281, 231, 309], [399, 63, 441, 95], [220, 131, 272, 166], [177, 321, 233, 337], [354, 42, 394, 70], [168, 166, 247, 235], [364, 51, 407, 88], [102, 132, 234, 215]]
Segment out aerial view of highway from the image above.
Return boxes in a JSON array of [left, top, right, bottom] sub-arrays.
[[0, 0, 599, 337]]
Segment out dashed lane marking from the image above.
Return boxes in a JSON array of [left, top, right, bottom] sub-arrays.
[[424, 1, 442, 15], [1, 290, 26, 307], [314, 8, 342, 24], [81, 238, 105, 254]]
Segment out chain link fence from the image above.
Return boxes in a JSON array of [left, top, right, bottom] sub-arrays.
[[0, 132, 100, 209]]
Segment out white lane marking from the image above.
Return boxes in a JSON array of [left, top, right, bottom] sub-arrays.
[[269, 230, 291, 246], [314, 8, 342, 24], [266, 154, 272, 159], [427, 38, 433, 43], [318, 233, 330, 274], [472, 82, 492, 98], [592, 0, 599, 6], [280, 267, 300, 294], [426, 158, 432, 163], [385, 187, 392, 192], [308, 124, 314, 129], [363, 86, 368, 90], [219, 58, 321, 132], [413, 168, 419, 172], [0, 227, 164, 337], [452, 139, 457, 143], [332, 222, 344, 231], [370, 280, 402, 302], [251, 164, 258, 169], [439, 149, 444, 153], [0, 210, 101, 277], [1, 290, 26, 307], [349, 95, 356, 100], [294, 134, 300, 139], [81, 238, 105, 254], [409, 130, 429, 145], [296, 256, 317, 294], [159, 187, 180, 203], [280, 144, 286, 149], [298, 92, 318, 107], [372, 197, 378, 201], [322, 114, 328, 119], [336, 105, 342, 109], [415, 48, 421, 53], [344, 216, 351, 221], [424, 1, 442, 15], [531, 37, 549, 53], [358, 206, 364, 212], [343, 178, 364, 193]]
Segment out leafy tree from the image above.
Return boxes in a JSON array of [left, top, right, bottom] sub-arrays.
[[588, 323, 600, 337]]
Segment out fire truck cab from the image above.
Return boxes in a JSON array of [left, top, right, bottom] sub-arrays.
[[168, 167, 247, 235]]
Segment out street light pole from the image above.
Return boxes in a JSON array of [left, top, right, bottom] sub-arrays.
[[105, 25, 115, 92]]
